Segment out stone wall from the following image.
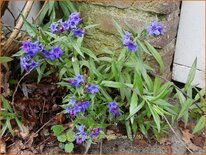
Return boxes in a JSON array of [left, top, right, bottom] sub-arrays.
[[73, 0, 181, 79]]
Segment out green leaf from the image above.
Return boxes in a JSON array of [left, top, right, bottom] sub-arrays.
[[84, 24, 100, 29], [144, 41, 164, 74], [148, 102, 161, 132], [101, 81, 126, 88], [21, 15, 37, 37], [57, 134, 67, 142], [2, 96, 13, 113], [12, 50, 25, 57], [129, 92, 138, 124], [127, 100, 145, 120], [136, 39, 151, 55], [0, 56, 13, 63], [112, 19, 124, 37], [72, 42, 85, 58], [178, 99, 193, 119], [125, 120, 133, 141], [51, 125, 64, 136], [48, 1, 55, 15], [184, 58, 197, 91], [193, 116, 205, 134], [66, 130, 76, 142], [81, 47, 99, 62], [154, 99, 174, 108], [65, 143, 74, 153]]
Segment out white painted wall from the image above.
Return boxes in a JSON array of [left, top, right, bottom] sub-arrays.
[[172, 1, 205, 88]]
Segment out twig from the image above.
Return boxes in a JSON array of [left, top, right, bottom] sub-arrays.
[[33, 0, 48, 24], [3, 0, 34, 53], [163, 115, 193, 153], [149, 71, 205, 115], [11, 69, 32, 113], [99, 139, 102, 155], [1, 22, 27, 33], [84, 141, 92, 154]]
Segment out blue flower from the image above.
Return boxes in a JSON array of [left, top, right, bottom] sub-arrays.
[[50, 22, 58, 33], [87, 84, 99, 94], [42, 46, 63, 60], [91, 128, 101, 138], [124, 40, 137, 52], [50, 45, 63, 60], [78, 125, 85, 133], [69, 74, 84, 87], [20, 55, 39, 72], [123, 32, 137, 52], [108, 101, 120, 117], [60, 19, 70, 31], [123, 32, 132, 42], [75, 131, 88, 144], [147, 20, 164, 36], [73, 28, 85, 37], [22, 41, 42, 56], [80, 101, 91, 112], [68, 12, 82, 29], [67, 107, 77, 117], [68, 99, 76, 107]]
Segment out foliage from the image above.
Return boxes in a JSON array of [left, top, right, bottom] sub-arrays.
[[10, 3, 205, 153], [0, 96, 24, 136]]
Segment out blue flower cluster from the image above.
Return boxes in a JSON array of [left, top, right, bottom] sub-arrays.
[[21, 40, 64, 72], [123, 32, 137, 52], [69, 74, 84, 87], [50, 12, 85, 37], [20, 55, 39, 72], [147, 20, 164, 36], [67, 100, 91, 117], [42, 46, 63, 60], [69, 74, 100, 94], [108, 101, 120, 117], [75, 125, 88, 144], [75, 125, 101, 144]]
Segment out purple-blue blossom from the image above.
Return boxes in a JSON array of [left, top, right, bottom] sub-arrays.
[[67, 100, 91, 117], [50, 22, 58, 33], [75, 131, 88, 144], [75, 124, 88, 144], [124, 40, 137, 52], [42, 46, 63, 60], [91, 128, 101, 138], [123, 32, 137, 52], [69, 12, 82, 28], [73, 28, 85, 37], [69, 74, 84, 87], [147, 20, 164, 36], [60, 19, 70, 31], [108, 101, 120, 117], [20, 55, 39, 72], [87, 84, 99, 94], [68, 97, 76, 107], [22, 41, 42, 56]]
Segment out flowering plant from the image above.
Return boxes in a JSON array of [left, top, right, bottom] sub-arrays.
[[14, 9, 205, 153]]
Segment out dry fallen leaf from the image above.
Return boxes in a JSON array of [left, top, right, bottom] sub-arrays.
[[160, 137, 172, 145], [20, 126, 30, 139], [0, 139, 6, 154], [181, 129, 200, 151], [106, 129, 118, 140]]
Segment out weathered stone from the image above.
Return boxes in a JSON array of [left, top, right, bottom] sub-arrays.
[[148, 10, 180, 48], [133, 1, 181, 14], [145, 39, 176, 79], [74, 1, 181, 79]]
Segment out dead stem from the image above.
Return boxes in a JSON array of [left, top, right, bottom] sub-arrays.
[[163, 115, 193, 153]]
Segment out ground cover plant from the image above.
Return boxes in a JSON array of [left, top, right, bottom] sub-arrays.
[[0, 1, 205, 154]]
